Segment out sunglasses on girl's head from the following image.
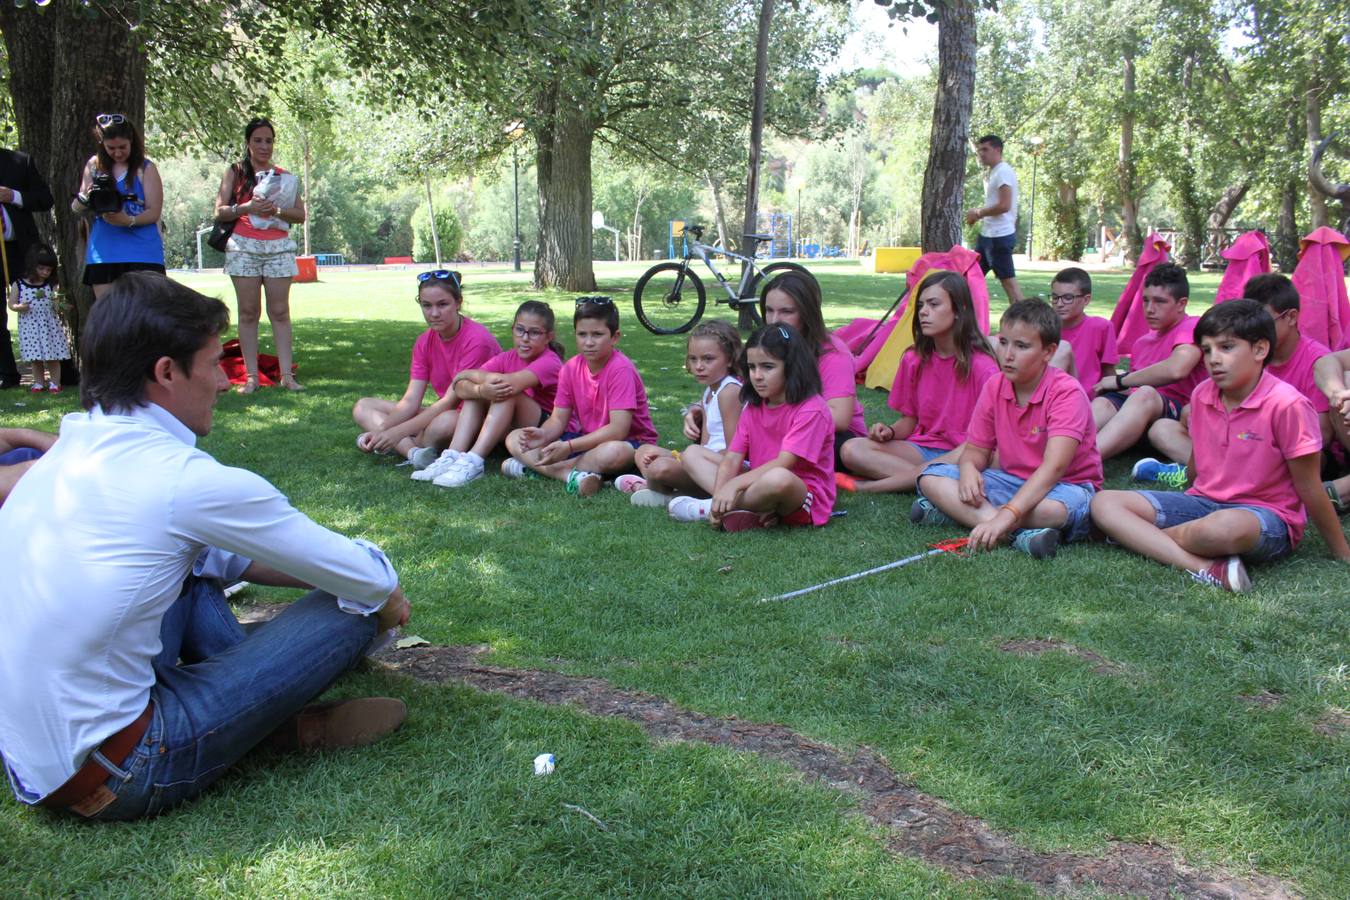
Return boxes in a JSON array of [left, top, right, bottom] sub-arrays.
[[417, 269, 462, 288], [574, 295, 613, 307], [96, 113, 127, 128]]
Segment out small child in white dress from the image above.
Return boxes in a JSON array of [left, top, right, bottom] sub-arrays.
[[6, 244, 70, 393]]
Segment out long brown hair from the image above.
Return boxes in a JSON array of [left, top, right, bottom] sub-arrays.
[[908, 269, 994, 380], [230, 117, 275, 204], [93, 114, 145, 176]]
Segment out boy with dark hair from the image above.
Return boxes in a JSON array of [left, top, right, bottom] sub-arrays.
[[1137, 273, 1335, 484], [1091, 301, 1350, 593], [505, 296, 658, 497], [913, 299, 1103, 560], [1051, 266, 1119, 396], [1091, 263, 1204, 460]]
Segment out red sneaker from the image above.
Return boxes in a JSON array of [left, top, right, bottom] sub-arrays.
[[1189, 556, 1252, 593], [721, 510, 769, 532], [835, 472, 857, 493]]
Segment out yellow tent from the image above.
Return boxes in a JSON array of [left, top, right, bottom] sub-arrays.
[[862, 297, 916, 390]]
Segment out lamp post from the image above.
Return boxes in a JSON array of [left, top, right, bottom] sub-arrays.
[[1025, 135, 1044, 260], [790, 174, 805, 258], [505, 122, 525, 271]]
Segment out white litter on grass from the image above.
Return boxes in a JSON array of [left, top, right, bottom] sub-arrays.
[[395, 635, 430, 649], [533, 753, 556, 775]]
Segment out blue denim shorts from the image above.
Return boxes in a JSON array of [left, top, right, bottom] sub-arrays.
[[1138, 490, 1291, 562], [919, 463, 1097, 542], [907, 442, 949, 462], [976, 232, 1016, 279]]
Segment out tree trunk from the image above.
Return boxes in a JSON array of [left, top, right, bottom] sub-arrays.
[[737, 0, 773, 328], [1205, 181, 1249, 231], [706, 172, 730, 250], [1274, 106, 1301, 272], [424, 175, 442, 267], [1118, 40, 1143, 263], [1306, 82, 1329, 229], [533, 80, 595, 291], [920, 0, 975, 253], [2, 4, 147, 343]]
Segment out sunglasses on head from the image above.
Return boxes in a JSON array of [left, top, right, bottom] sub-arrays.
[[574, 295, 614, 307], [96, 113, 127, 129], [417, 270, 462, 289]]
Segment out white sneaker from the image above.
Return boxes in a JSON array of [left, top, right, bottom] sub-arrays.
[[668, 496, 711, 522], [614, 473, 647, 494], [411, 449, 460, 481], [631, 488, 674, 508], [501, 458, 529, 479], [434, 453, 485, 488]]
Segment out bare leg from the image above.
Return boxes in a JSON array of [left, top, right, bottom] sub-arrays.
[[999, 275, 1024, 303], [841, 437, 958, 494], [1095, 386, 1164, 460], [30, 361, 46, 386], [231, 276, 263, 390], [1091, 395, 1118, 431], [46, 360, 60, 386], [264, 276, 302, 390], [643, 453, 699, 495], [0, 458, 37, 505], [418, 409, 460, 456], [1146, 418, 1191, 464], [1090, 490, 1260, 572], [735, 466, 808, 516], [678, 444, 725, 494], [468, 395, 541, 459]]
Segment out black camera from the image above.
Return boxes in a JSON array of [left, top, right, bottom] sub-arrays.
[[82, 171, 138, 215]]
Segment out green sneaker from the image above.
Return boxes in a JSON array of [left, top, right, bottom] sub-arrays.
[[565, 469, 602, 497]]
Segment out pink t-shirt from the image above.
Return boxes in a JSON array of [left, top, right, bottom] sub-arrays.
[[1128, 315, 1204, 406], [819, 334, 866, 437], [554, 350, 659, 445], [1187, 371, 1323, 546], [887, 348, 999, 450], [1060, 315, 1119, 395], [482, 347, 564, 415], [728, 394, 836, 525], [967, 366, 1103, 487], [1268, 334, 1331, 414], [409, 318, 502, 400]]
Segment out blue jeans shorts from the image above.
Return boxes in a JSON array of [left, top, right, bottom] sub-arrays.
[[908, 442, 949, 462], [1138, 490, 1291, 562], [975, 233, 1016, 279], [919, 463, 1097, 542]]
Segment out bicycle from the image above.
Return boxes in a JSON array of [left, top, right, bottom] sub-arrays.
[[631, 224, 814, 334]]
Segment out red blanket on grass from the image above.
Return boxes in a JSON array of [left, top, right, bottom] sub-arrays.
[[219, 339, 294, 386]]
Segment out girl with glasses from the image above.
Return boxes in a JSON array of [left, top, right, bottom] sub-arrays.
[[352, 271, 501, 462], [414, 300, 565, 487]]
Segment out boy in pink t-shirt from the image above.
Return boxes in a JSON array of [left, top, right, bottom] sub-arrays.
[[504, 297, 657, 497], [1090, 264, 1204, 460], [352, 271, 501, 463], [1139, 273, 1335, 482], [1050, 267, 1119, 395], [914, 300, 1103, 560], [1092, 301, 1350, 593]]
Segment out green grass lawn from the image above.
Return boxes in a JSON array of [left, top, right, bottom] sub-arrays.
[[3, 260, 1348, 897]]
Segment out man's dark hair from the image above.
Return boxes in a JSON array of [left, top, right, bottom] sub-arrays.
[[1051, 266, 1091, 296], [1142, 262, 1189, 300], [976, 134, 1004, 150], [80, 273, 230, 413], [573, 296, 620, 334], [1000, 299, 1061, 346], [1194, 299, 1275, 365], [1242, 273, 1300, 312]]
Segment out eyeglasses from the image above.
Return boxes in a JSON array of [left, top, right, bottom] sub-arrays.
[[512, 325, 548, 340], [96, 113, 127, 129], [417, 270, 462, 289], [1049, 292, 1085, 305], [574, 295, 613, 307]]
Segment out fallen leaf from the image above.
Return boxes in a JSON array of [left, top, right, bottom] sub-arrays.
[[396, 635, 431, 649]]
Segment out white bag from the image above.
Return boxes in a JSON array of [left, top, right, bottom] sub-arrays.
[[250, 170, 298, 232]]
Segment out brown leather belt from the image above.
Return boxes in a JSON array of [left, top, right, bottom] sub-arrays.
[[39, 702, 153, 809]]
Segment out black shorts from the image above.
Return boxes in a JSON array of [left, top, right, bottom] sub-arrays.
[[975, 233, 1016, 280], [83, 262, 166, 286], [1100, 389, 1184, 420]]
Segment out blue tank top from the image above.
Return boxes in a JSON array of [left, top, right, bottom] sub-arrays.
[[85, 163, 165, 266]]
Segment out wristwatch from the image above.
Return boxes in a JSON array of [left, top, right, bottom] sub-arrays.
[[1115, 373, 1127, 390]]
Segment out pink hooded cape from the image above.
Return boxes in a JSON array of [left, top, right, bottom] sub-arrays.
[[1290, 227, 1350, 350], [1214, 230, 1271, 304], [1109, 232, 1171, 358], [836, 245, 991, 375]]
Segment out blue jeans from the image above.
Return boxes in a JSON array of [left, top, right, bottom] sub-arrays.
[[1138, 490, 1292, 562], [919, 463, 1097, 542], [84, 576, 378, 820]]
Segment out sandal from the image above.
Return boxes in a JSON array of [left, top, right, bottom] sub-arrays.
[[279, 374, 306, 392], [237, 376, 259, 395], [1324, 480, 1349, 517]]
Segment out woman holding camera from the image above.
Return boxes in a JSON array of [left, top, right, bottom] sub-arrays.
[[214, 117, 306, 393], [72, 113, 165, 299]]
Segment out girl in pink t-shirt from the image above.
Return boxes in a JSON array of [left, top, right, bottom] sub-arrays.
[[352, 270, 501, 464], [676, 323, 835, 531], [619, 319, 744, 508], [416, 300, 565, 488], [759, 271, 866, 461], [840, 269, 998, 494]]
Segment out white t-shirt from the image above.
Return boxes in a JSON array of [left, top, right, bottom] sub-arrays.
[[981, 160, 1018, 238]]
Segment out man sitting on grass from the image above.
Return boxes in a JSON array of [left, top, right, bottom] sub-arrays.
[[1091, 301, 1350, 593], [0, 274, 411, 821]]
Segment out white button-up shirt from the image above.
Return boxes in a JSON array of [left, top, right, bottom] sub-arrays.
[[0, 403, 398, 802]]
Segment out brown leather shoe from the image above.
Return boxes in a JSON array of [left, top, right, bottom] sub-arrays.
[[268, 697, 407, 752]]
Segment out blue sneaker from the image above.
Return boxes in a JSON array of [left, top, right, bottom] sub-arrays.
[[1131, 457, 1188, 489], [1011, 527, 1060, 560], [909, 497, 954, 527]]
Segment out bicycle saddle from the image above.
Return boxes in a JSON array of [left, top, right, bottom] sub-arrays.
[[683, 224, 705, 237], [743, 232, 773, 242]]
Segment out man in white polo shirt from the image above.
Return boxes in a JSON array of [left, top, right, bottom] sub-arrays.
[[966, 134, 1023, 302], [0, 273, 410, 820]]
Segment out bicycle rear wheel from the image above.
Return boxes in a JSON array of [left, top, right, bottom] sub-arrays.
[[633, 263, 707, 335], [744, 262, 816, 325]]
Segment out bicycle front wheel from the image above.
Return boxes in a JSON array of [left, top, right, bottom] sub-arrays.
[[744, 262, 817, 325], [633, 263, 707, 335]]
